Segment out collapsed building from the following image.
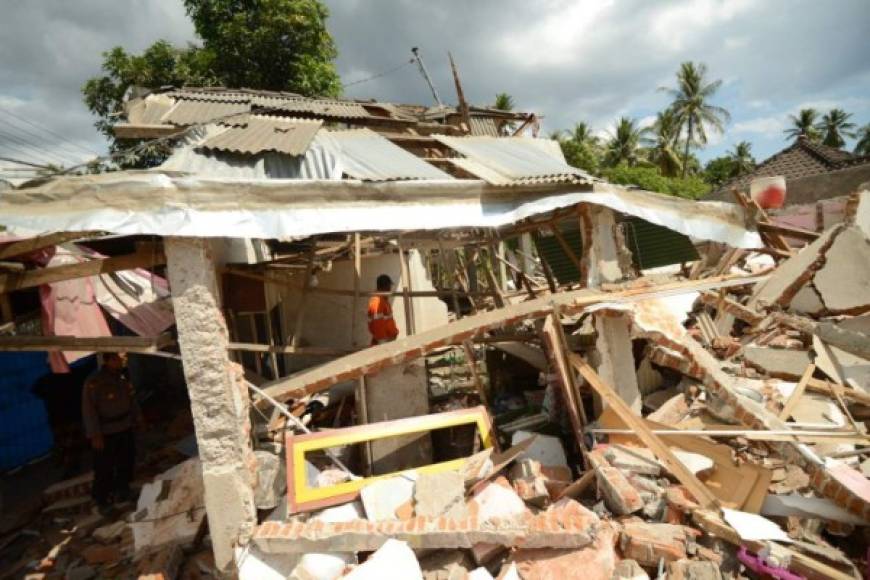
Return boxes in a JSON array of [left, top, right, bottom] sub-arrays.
[[0, 88, 868, 579]]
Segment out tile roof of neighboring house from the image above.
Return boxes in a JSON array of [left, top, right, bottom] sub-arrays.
[[706, 136, 865, 203]]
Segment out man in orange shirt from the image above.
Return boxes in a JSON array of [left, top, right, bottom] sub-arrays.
[[368, 274, 399, 345]]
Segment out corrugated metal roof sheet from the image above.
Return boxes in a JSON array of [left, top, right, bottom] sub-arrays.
[[320, 129, 452, 181], [436, 135, 592, 186], [168, 90, 252, 103], [199, 117, 322, 156], [162, 99, 251, 126], [468, 116, 500, 137], [160, 125, 338, 179], [126, 94, 174, 125], [251, 96, 370, 119]]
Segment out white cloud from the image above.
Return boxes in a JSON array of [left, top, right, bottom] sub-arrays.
[[733, 116, 787, 135]]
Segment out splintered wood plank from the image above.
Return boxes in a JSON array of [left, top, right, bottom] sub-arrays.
[[0, 232, 100, 260], [541, 314, 586, 450], [0, 249, 165, 294], [778, 364, 815, 421], [258, 273, 764, 405], [568, 353, 719, 509]]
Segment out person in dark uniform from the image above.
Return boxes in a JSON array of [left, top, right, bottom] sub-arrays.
[[81, 352, 142, 513]]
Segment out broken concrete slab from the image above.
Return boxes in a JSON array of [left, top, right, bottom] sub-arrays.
[[414, 470, 467, 519], [612, 559, 649, 580], [92, 520, 126, 544], [507, 524, 616, 580], [130, 458, 206, 555], [511, 431, 568, 471], [253, 507, 600, 553], [761, 494, 867, 525], [236, 544, 300, 580], [604, 445, 661, 477], [722, 508, 790, 542], [594, 464, 644, 515], [619, 522, 699, 567], [814, 334, 870, 393], [418, 550, 475, 580], [743, 347, 813, 380], [359, 474, 417, 521], [333, 539, 422, 580], [254, 449, 286, 511], [509, 459, 551, 507], [666, 560, 723, 580], [749, 225, 843, 310], [812, 225, 870, 315], [646, 392, 689, 425], [468, 478, 529, 522]]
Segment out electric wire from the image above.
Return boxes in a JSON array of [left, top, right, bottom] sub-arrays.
[[341, 58, 415, 89], [0, 107, 100, 157], [0, 126, 78, 167]]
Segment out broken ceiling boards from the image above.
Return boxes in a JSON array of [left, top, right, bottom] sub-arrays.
[[285, 407, 493, 514]]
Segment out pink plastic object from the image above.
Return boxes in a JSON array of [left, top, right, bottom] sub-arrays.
[[750, 176, 787, 209], [737, 546, 804, 580]]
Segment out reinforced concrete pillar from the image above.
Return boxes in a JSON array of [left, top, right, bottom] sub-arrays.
[[165, 238, 257, 573], [583, 206, 642, 413]]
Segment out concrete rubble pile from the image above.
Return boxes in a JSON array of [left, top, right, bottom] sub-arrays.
[[2, 183, 869, 579], [227, 190, 867, 577]]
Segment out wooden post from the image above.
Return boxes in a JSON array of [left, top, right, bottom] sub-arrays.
[[290, 244, 316, 348], [569, 353, 718, 509], [462, 340, 489, 408], [351, 233, 362, 347], [397, 238, 415, 336], [541, 314, 587, 454]]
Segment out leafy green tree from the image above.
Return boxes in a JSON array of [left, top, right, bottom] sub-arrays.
[[855, 123, 870, 156], [660, 62, 730, 177], [551, 121, 602, 174], [183, 0, 340, 96], [601, 164, 710, 199], [604, 117, 647, 167], [82, 41, 217, 167], [703, 156, 735, 187], [784, 108, 820, 142], [727, 141, 755, 177], [82, 0, 341, 167], [818, 108, 856, 149], [643, 109, 682, 177], [493, 93, 515, 111]]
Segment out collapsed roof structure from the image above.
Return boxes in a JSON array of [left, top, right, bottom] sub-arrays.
[[0, 87, 868, 579]]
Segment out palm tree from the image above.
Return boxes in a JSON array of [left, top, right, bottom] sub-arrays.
[[784, 108, 820, 142], [727, 141, 755, 177], [819, 108, 856, 149], [643, 109, 683, 177], [855, 123, 870, 156], [570, 122, 599, 147], [493, 93, 514, 112], [660, 62, 730, 177], [604, 117, 647, 167]]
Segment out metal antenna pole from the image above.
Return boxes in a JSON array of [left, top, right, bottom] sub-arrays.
[[411, 47, 444, 109]]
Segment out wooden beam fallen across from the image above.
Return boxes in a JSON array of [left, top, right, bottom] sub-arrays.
[[568, 353, 720, 509], [0, 232, 101, 261], [0, 249, 166, 294], [778, 363, 815, 421], [227, 342, 354, 357], [258, 273, 765, 405], [758, 221, 820, 243], [0, 333, 173, 353], [697, 291, 763, 325], [541, 314, 586, 452]]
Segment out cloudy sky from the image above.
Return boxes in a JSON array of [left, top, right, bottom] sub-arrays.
[[1, 0, 869, 175]]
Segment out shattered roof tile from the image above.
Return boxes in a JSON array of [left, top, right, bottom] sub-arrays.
[[198, 117, 323, 157]]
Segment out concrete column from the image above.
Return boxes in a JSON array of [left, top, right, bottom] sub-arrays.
[[584, 206, 642, 414], [165, 238, 257, 573]]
